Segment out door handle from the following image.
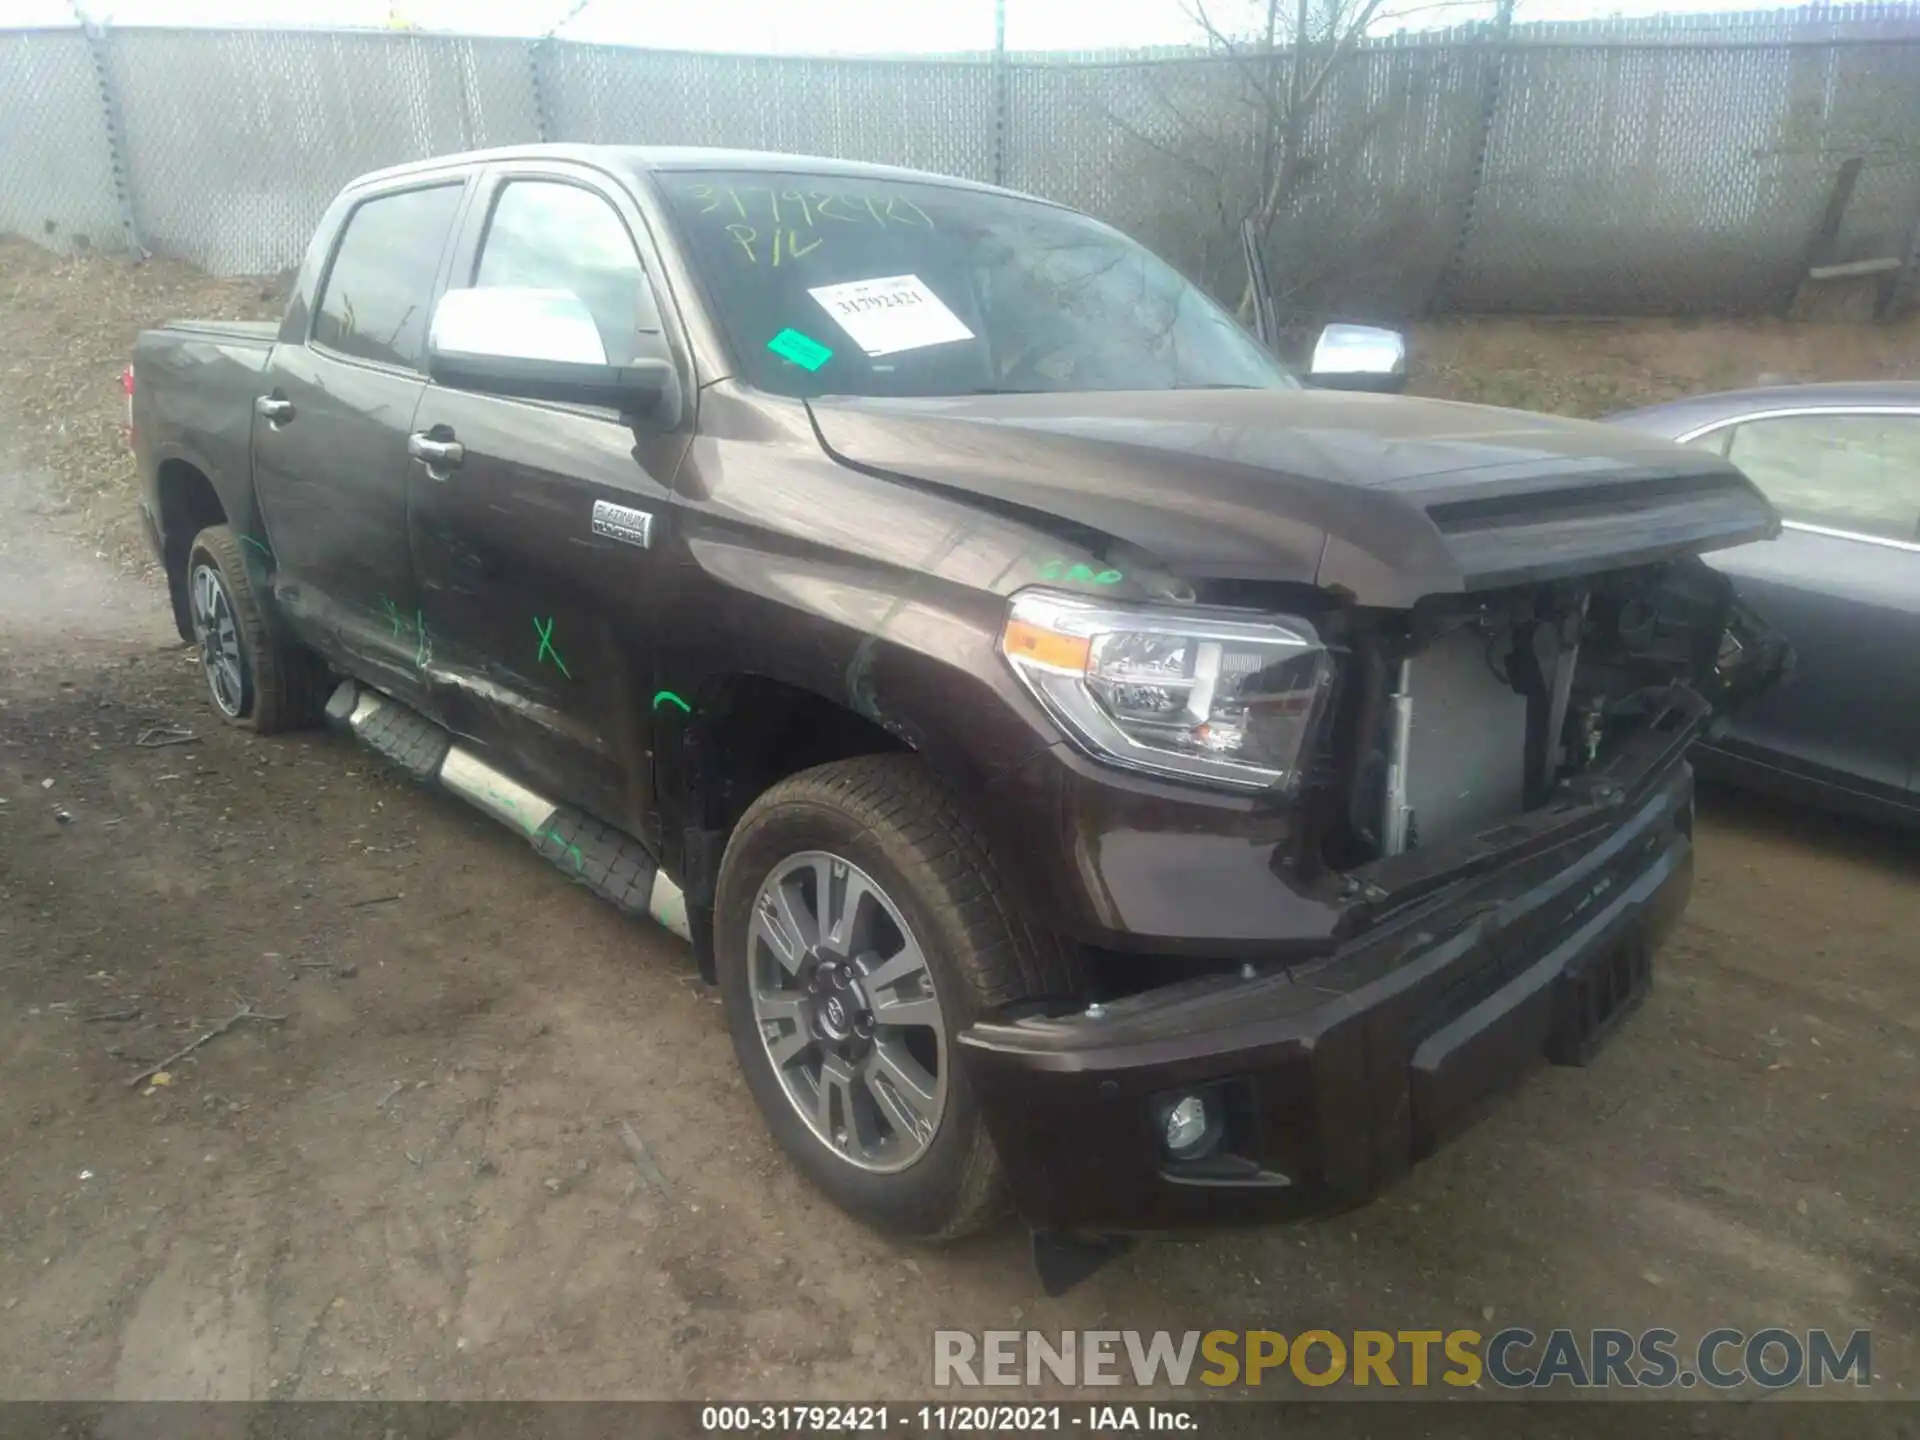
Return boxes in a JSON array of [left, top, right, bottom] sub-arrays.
[[407, 432, 466, 474], [254, 394, 294, 424]]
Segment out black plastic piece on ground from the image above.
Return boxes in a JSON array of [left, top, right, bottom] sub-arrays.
[[1031, 1229, 1133, 1297], [534, 806, 659, 919]]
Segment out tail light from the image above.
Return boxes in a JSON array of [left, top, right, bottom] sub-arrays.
[[122, 364, 135, 447]]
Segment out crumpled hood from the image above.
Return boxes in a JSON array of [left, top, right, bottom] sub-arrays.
[[806, 387, 1778, 606]]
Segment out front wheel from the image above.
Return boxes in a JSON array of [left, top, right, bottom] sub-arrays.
[[714, 755, 1075, 1239], [184, 525, 324, 733]]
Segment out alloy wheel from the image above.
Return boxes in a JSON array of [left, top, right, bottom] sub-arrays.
[[748, 850, 949, 1173], [190, 562, 246, 717]]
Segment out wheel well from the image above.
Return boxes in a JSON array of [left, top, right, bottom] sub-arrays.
[[686, 676, 912, 844], [675, 676, 911, 983], [157, 460, 226, 641]]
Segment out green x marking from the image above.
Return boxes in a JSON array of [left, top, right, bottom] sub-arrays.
[[533, 616, 571, 679]]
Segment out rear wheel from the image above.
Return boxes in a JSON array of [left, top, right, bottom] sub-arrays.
[[715, 755, 1076, 1239], [185, 525, 324, 733]]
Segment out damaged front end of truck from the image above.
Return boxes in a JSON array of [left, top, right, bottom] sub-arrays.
[[1304, 552, 1792, 900], [948, 454, 1790, 1285]]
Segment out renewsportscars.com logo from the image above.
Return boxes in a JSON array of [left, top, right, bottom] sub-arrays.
[[932, 1328, 1873, 1391]]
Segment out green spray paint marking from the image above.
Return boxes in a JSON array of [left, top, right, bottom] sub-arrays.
[[240, 534, 273, 561], [544, 828, 585, 872], [766, 328, 833, 371], [1038, 558, 1124, 585], [533, 616, 571, 679], [652, 690, 692, 714], [482, 786, 540, 833], [372, 594, 430, 666]]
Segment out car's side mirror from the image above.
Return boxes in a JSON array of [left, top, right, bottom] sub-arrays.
[[1307, 323, 1408, 393], [426, 287, 676, 420]]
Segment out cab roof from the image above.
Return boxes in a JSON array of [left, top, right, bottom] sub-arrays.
[[353, 143, 1044, 206]]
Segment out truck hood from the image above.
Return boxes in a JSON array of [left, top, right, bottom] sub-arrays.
[[806, 388, 1779, 607]]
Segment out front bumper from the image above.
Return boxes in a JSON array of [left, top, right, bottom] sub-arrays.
[[960, 758, 1696, 1232]]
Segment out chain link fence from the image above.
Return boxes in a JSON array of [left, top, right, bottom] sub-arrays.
[[106, 28, 541, 275], [4, 6, 1920, 317], [0, 28, 128, 257], [1446, 31, 1920, 313]]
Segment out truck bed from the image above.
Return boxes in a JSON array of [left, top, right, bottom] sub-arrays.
[[132, 318, 282, 617], [150, 319, 279, 346]]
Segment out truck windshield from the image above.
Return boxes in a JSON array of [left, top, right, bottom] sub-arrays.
[[655, 170, 1294, 399]]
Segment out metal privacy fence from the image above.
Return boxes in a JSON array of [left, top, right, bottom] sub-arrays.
[[4, 7, 1920, 318]]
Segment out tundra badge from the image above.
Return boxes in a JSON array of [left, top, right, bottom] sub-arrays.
[[591, 500, 653, 549]]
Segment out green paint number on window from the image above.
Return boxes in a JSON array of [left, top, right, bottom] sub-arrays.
[[767, 328, 833, 372]]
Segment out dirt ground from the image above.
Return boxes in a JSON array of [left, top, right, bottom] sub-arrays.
[[2, 238, 1919, 1409]]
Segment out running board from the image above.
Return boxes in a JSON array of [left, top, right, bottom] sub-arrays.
[[323, 680, 690, 942]]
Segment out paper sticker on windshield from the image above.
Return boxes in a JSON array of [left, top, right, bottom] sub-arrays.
[[767, 327, 833, 372], [807, 275, 974, 357]]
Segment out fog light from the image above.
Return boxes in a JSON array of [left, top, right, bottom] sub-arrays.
[[1162, 1093, 1212, 1159]]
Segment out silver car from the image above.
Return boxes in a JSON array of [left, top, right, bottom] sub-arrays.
[[1610, 381, 1920, 828]]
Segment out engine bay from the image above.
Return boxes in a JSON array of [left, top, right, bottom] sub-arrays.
[[1322, 556, 1792, 870]]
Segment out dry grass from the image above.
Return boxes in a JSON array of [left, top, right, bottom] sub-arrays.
[[0, 236, 280, 574], [3, 233, 1920, 569], [1409, 312, 1920, 416]]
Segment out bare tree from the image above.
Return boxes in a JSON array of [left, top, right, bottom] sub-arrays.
[[1101, 0, 1488, 325], [1203, 0, 1391, 303]]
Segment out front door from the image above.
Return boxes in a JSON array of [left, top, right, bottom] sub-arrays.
[[251, 179, 468, 700], [406, 165, 693, 836]]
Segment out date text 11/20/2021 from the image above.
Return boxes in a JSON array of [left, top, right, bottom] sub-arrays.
[[699, 1405, 1198, 1433]]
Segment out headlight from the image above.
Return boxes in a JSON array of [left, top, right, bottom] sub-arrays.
[[999, 589, 1333, 791]]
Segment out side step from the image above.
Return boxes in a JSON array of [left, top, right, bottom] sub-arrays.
[[324, 680, 691, 942]]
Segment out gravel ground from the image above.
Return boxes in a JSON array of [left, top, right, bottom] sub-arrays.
[[2, 236, 1918, 1422]]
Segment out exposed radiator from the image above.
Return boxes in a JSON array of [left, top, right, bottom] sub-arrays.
[[1398, 625, 1531, 851]]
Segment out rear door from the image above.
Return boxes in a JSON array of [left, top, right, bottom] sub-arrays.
[[1684, 407, 1920, 802], [405, 161, 694, 835], [251, 177, 469, 698]]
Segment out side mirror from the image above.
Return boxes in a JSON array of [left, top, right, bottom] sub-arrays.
[[1307, 323, 1408, 393], [427, 287, 674, 416]]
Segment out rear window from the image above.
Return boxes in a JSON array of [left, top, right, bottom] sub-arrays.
[[312, 183, 464, 370], [654, 170, 1292, 400]]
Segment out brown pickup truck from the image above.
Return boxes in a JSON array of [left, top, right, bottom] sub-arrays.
[[131, 144, 1785, 1290]]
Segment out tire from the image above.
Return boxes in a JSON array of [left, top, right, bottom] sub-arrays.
[[715, 754, 1078, 1240], [184, 525, 326, 734]]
